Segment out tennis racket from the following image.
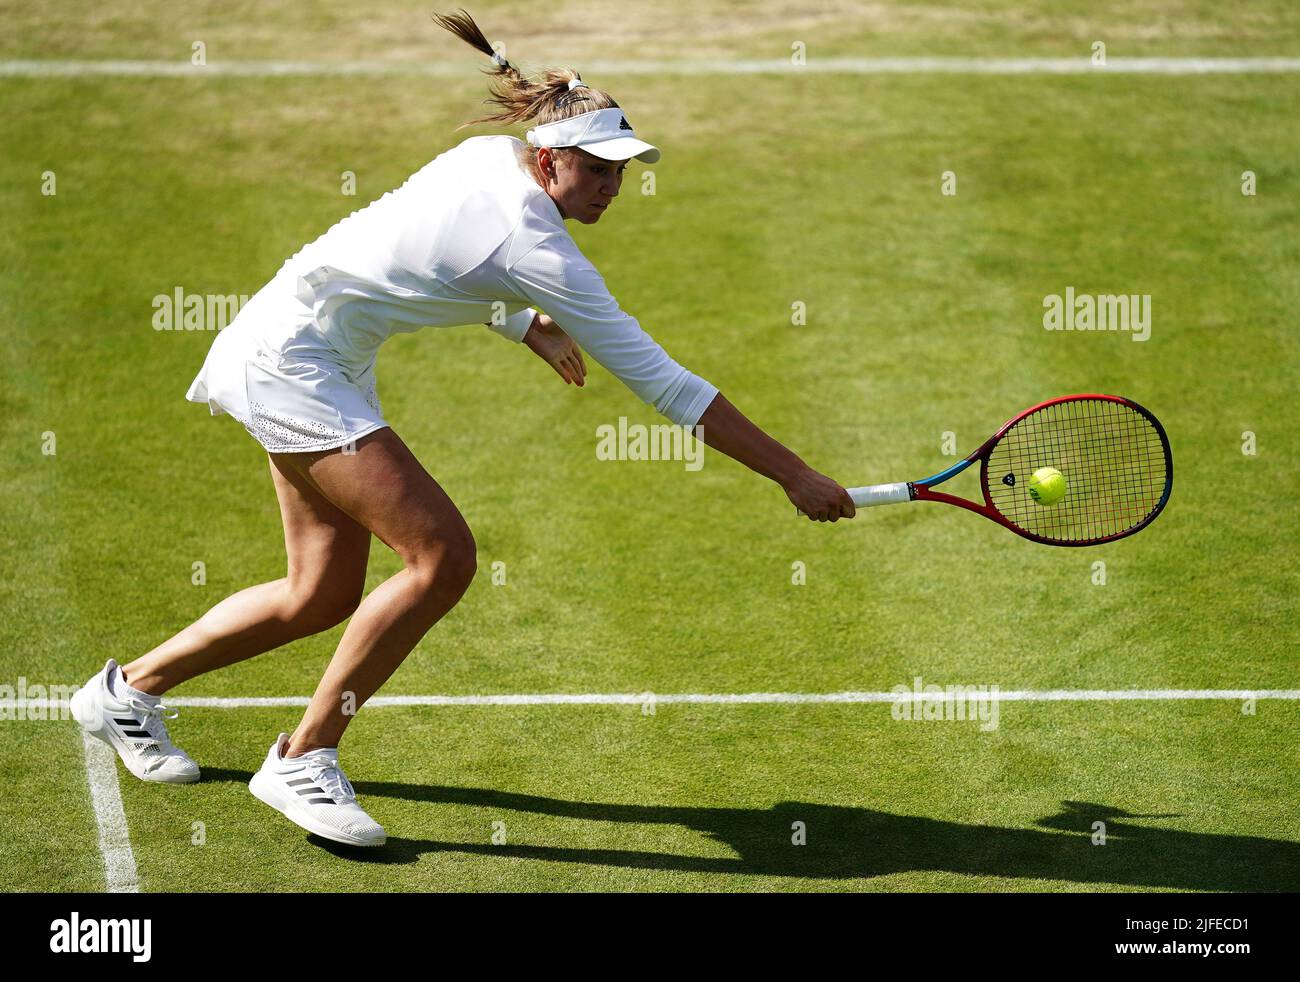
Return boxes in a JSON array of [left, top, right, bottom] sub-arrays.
[[813, 394, 1173, 546]]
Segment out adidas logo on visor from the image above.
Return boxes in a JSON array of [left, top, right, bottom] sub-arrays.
[[524, 108, 660, 163]]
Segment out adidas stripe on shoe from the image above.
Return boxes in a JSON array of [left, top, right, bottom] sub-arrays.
[[69, 658, 200, 784], [249, 733, 386, 847]]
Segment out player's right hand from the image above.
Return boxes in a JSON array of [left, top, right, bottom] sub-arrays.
[[785, 467, 856, 522]]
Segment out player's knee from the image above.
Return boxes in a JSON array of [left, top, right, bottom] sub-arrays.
[[436, 531, 478, 600], [409, 527, 477, 605], [283, 582, 363, 635]]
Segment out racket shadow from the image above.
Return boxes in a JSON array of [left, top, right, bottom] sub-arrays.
[[351, 783, 1299, 891]]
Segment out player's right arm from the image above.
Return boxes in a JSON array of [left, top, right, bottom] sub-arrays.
[[506, 235, 715, 427], [693, 392, 856, 522], [508, 236, 853, 520]]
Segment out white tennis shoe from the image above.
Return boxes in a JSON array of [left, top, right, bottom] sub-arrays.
[[249, 733, 386, 847], [69, 659, 200, 783]]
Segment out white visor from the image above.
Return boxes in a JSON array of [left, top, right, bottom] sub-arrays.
[[526, 107, 660, 163]]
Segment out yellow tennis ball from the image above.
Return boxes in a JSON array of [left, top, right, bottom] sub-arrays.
[[1028, 466, 1067, 505]]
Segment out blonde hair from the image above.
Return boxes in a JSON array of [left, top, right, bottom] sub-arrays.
[[432, 9, 619, 176]]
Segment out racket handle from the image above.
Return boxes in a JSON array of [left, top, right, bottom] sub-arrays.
[[796, 482, 912, 516], [848, 482, 912, 507]]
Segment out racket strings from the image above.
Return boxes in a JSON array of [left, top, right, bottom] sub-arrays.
[[984, 398, 1170, 544]]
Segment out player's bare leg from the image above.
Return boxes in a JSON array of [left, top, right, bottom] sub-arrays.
[[119, 460, 372, 695], [268, 427, 477, 757]]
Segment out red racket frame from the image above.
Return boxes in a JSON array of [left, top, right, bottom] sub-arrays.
[[908, 394, 1173, 547]]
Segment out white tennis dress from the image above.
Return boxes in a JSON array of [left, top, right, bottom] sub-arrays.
[[186, 135, 718, 453]]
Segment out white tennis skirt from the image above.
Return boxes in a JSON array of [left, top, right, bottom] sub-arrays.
[[185, 296, 389, 454]]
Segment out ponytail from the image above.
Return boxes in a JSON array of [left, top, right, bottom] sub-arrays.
[[432, 8, 619, 133]]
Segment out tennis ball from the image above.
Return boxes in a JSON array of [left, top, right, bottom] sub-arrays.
[[1028, 466, 1067, 506]]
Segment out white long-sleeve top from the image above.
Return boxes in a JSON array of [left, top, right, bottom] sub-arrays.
[[209, 134, 717, 428]]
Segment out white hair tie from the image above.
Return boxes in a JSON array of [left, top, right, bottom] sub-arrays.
[[567, 77, 587, 91]]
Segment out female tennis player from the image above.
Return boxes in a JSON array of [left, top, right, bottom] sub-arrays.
[[70, 10, 856, 847]]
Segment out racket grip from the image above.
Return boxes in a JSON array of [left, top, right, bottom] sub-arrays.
[[796, 482, 911, 516], [847, 482, 912, 507]]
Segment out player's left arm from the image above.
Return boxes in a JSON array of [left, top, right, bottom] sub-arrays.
[[523, 312, 587, 386]]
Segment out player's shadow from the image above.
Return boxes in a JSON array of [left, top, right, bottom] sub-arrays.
[[348, 785, 1300, 890]]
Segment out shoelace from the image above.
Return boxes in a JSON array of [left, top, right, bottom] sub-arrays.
[[301, 754, 356, 803], [126, 698, 180, 769]]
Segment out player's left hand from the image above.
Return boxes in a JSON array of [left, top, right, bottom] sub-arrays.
[[524, 313, 587, 386]]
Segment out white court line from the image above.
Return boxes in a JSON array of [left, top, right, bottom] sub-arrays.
[[36, 685, 1289, 892], [3, 57, 1300, 78], [12, 689, 1296, 711], [79, 730, 140, 893], [155, 689, 1300, 706]]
